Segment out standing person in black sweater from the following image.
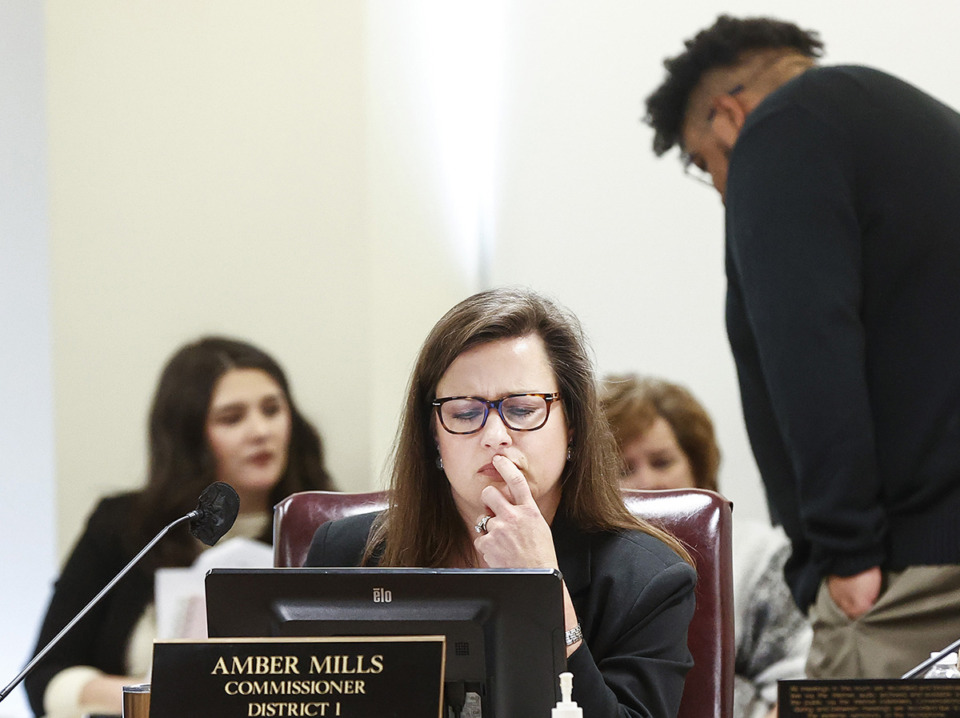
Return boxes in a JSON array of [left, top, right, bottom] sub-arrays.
[[25, 337, 335, 717], [645, 15, 960, 679]]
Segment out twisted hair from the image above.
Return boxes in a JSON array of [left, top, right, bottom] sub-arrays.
[[644, 15, 824, 156]]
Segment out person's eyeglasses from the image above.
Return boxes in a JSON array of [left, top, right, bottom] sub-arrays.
[[432, 393, 561, 435], [679, 83, 745, 187], [680, 150, 714, 186], [679, 106, 717, 187]]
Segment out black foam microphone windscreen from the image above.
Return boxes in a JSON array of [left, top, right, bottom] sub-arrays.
[[189, 482, 241, 546]]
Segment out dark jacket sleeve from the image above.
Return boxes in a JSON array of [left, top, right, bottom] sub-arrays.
[[304, 512, 378, 568], [24, 494, 153, 717], [564, 530, 697, 718]]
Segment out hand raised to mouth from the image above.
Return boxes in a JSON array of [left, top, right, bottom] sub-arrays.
[[473, 455, 559, 570]]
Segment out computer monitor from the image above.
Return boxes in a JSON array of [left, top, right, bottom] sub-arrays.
[[205, 567, 567, 718]]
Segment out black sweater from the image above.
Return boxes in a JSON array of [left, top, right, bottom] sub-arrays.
[[724, 65, 960, 611]]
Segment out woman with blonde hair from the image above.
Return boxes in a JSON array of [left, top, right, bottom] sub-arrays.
[[308, 288, 696, 718], [600, 374, 811, 718]]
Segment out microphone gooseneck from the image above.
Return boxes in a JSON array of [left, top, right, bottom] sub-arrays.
[[902, 635, 960, 679], [189, 481, 240, 546], [0, 483, 241, 704]]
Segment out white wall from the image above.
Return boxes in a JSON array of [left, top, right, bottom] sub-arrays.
[[42, 0, 960, 550], [488, 0, 960, 520], [1, 3, 55, 716], [45, 0, 377, 553], [6, 4, 960, 714]]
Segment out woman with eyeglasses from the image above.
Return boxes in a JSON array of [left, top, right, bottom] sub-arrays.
[[307, 287, 695, 718]]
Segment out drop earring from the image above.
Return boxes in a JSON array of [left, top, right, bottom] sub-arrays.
[[566, 444, 573, 462], [436, 454, 444, 471]]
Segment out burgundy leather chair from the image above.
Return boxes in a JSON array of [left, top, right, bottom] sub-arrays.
[[621, 488, 735, 718], [273, 488, 734, 718], [273, 490, 388, 568]]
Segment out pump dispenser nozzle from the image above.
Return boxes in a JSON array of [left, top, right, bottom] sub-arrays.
[[552, 672, 583, 717]]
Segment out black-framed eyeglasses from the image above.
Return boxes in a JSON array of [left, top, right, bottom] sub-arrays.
[[680, 150, 714, 187], [432, 393, 561, 435], [679, 82, 745, 187]]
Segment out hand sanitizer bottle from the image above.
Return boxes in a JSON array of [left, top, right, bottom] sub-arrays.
[[552, 672, 583, 717]]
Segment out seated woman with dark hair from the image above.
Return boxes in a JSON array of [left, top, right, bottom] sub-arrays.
[[307, 288, 696, 718], [600, 374, 811, 718], [26, 337, 336, 718]]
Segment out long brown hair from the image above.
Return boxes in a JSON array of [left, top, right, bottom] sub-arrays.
[[125, 336, 335, 568], [367, 288, 690, 566]]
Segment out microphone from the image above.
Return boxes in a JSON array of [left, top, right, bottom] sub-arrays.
[[902, 635, 960, 679], [0, 482, 241, 704], [189, 481, 241, 545]]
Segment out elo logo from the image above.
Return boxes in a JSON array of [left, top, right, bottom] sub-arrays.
[[373, 587, 392, 603]]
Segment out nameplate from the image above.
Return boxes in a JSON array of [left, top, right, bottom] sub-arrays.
[[779, 679, 960, 717], [150, 636, 445, 718]]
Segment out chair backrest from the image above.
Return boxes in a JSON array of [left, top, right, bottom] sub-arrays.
[[621, 488, 734, 718], [273, 490, 388, 569], [273, 488, 733, 718]]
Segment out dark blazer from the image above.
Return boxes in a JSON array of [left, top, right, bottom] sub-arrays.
[[307, 511, 696, 718]]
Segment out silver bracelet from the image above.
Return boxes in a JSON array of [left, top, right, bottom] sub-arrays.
[[564, 623, 583, 646]]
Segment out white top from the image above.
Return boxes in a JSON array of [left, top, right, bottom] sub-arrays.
[[731, 518, 813, 718]]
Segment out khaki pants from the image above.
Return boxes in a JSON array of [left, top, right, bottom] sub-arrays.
[[806, 565, 960, 679]]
